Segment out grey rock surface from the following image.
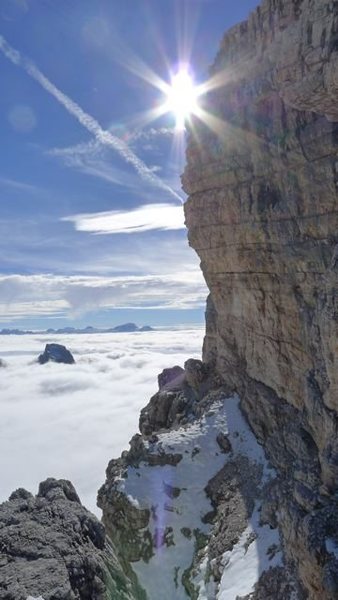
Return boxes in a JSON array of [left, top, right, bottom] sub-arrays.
[[139, 359, 219, 436], [38, 343, 75, 365], [183, 0, 338, 597], [157, 365, 185, 390], [0, 478, 144, 600], [99, 373, 301, 598]]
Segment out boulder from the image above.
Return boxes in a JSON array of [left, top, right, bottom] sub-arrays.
[[38, 343, 75, 365], [216, 432, 232, 454], [158, 365, 185, 390]]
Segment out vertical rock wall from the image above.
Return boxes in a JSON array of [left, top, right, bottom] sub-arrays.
[[183, 0, 338, 597]]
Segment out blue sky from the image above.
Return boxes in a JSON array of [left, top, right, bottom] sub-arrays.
[[0, 0, 258, 329]]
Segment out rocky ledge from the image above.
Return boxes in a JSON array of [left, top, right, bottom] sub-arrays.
[[0, 478, 144, 600], [98, 361, 301, 599]]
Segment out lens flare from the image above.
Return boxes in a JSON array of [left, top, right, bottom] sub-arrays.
[[164, 69, 199, 130]]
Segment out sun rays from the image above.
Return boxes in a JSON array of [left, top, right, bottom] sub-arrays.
[[162, 68, 200, 130], [81, 15, 237, 173]]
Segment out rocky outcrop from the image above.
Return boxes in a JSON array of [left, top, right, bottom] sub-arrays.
[[99, 365, 302, 599], [0, 478, 144, 600], [158, 365, 185, 390], [183, 0, 338, 597], [38, 343, 75, 365], [138, 359, 223, 437]]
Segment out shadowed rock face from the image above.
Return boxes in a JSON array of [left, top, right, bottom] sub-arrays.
[[0, 478, 144, 600], [158, 366, 185, 390], [183, 0, 338, 597], [38, 343, 75, 365]]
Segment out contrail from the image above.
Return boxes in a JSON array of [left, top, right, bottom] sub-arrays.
[[0, 34, 183, 203]]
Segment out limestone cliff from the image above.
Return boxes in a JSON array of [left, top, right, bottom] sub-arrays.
[[182, 0, 338, 597]]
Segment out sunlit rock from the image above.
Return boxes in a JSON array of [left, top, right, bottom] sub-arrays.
[[183, 0, 338, 596]]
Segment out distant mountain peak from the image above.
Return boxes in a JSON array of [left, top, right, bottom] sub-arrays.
[[0, 323, 154, 335]]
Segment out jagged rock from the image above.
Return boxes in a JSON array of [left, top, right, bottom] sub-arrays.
[[147, 450, 182, 467], [184, 358, 206, 390], [205, 456, 262, 571], [241, 566, 304, 600], [122, 433, 183, 468], [139, 363, 201, 436], [38, 343, 75, 365], [0, 478, 143, 600], [139, 361, 218, 436], [139, 388, 193, 435], [99, 385, 301, 598], [183, 0, 338, 596], [98, 486, 152, 564], [127, 434, 148, 466], [216, 431, 232, 453], [158, 365, 185, 390]]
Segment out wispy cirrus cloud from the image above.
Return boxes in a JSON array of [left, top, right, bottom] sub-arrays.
[[48, 139, 163, 194], [0, 34, 183, 202], [49, 140, 139, 190], [48, 128, 177, 193], [129, 126, 174, 145], [0, 176, 39, 193], [63, 203, 185, 235]]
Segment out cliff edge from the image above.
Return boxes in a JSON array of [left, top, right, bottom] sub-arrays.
[[183, 0, 338, 597]]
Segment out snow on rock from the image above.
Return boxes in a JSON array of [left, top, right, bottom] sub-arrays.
[[217, 504, 282, 599], [325, 539, 338, 560], [114, 393, 284, 599]]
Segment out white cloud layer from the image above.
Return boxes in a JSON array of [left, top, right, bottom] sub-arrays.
[[64, 203, 185, 234], [0, 329, 204, 514], [0, 272, 207, 320]]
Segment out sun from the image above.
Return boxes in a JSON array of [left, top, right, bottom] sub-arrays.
[[163, 69, 199, 130]]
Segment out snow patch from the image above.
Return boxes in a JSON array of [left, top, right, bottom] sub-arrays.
[[217, 503, 282, 599], [325, 538, 338, 559], [117, 394, 282, 599]]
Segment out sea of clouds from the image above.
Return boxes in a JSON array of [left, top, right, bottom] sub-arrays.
[[0, 328, 204, 515]]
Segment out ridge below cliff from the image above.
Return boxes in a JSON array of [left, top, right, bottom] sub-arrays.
[[98, 362, 300, 599]]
